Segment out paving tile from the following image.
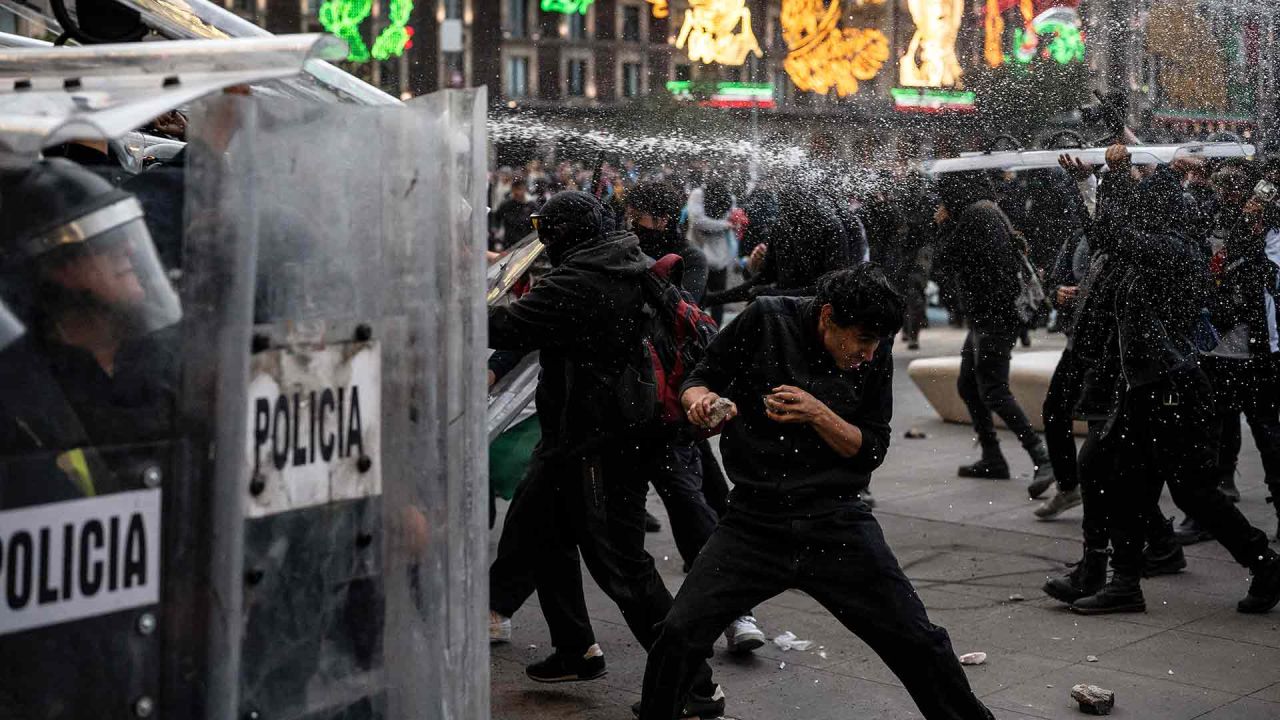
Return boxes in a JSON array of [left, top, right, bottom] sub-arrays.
[[1194, 697, 1280, 720], [1093, 630, 1280, 695]]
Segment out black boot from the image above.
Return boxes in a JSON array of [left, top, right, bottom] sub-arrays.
[[526, 645, 607, 683], [1173, 515, 1213, 546], [1072, 572, 1146, 615], [1239, 553, 1280, 614], [1267, 490, 1280, 542], [959, 440, 1010, 479], [1026, 441, 1055, 499], [1044, 549, 1108, 605], [1144, 518, 1187, 577]]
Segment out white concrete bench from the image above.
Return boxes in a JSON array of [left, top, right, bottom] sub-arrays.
[[907, 350, 1086, 435]]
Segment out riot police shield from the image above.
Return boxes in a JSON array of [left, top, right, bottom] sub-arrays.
[[0, 158, 183, 719], [180, 88, 489, 720]]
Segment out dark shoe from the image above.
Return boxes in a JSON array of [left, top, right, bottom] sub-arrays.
[[1220, 474, 1241, 503], [632, 685, 726, 719], [1144, 543, 1187, 577], [644, 510, 662, 533], [1239, 555, 1280, 614], [1034, 487, 1082, 519], [1019, 329, 1032, 347], [1027, 471, 1055, 500], [1174, 515, 1213, 546], [907, 340, 920, 350], [958, 458, 1011, 479], [1043, 549, 1108, 604], [1072, 574, 1146, 615], [526, 646, 607, 683]]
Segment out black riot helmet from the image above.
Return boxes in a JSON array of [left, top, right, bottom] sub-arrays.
[[0, 158, 181, 337], [530, 190, 606, 249]]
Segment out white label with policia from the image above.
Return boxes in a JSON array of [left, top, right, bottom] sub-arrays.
[[245, 341, 382, 518], [0, 488, 161, 636]]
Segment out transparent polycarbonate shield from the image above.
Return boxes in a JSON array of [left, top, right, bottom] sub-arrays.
[[183, 88, 488, 720]]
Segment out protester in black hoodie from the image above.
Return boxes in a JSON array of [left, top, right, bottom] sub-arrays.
[[934, 171, 1053, 487], [638, 266, 993, 720], [486, 191, 719, 700], [1067, 164, 1280, 615]]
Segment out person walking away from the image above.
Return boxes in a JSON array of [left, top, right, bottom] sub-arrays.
[[934, 171, 1053, 486], [638, 266, 994, 720]]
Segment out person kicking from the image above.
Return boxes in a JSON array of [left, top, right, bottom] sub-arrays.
[[637, 266, 994, 720]]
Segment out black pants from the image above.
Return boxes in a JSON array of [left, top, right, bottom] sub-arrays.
[[489, 445, 721, 617], [1105, 368, 1271, 577], [652, 445, 720, 568], [1043, 348, 1085, 492], [1077, 420, 1173, 553], [1204, 356, 1280, 499], [957, 328, 1038, 450], [639, 497, 993, 720], [706, 267, 728, 325]]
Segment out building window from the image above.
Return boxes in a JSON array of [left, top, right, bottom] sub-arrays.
[[507, 0, 528, 37], [567, 59, 588, 96], [230, 0, 253, 16], [568, 12, 588, 40], [674, 63, 691, 82], [506, 56, 531, 98], [622, 5, 641, 42], [724, 67, 742, 82], [445, 0, 462, 19], [622, 62, 642, 97]]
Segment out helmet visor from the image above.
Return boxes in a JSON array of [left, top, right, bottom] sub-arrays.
[[36, 217, 182, 336]]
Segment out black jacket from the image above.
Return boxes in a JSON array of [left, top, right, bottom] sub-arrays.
[[935, 199, 1023, 333], [1075, 168, 1208, 392], [681, 297, 892, 500], [489, 231, 651, 456]]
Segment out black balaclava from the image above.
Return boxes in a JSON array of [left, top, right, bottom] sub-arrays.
[[537, 190, 606, 265]]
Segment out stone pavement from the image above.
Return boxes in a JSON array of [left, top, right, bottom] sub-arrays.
[[490, 326, 1280, 720]]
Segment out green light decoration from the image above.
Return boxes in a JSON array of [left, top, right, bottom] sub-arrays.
[[319, 0, 373, 62], [1009, 9, 1085, 66], [319, 0, 415, 63], [371, 0, 414, 60], [541, 0, 593, 16]]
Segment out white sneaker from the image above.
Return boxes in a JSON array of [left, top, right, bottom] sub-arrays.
[[490, 610, 512, 644], [724, 616, 765, 654]]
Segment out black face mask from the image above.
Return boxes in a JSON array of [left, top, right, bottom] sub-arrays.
[[632, 225, 668, 251]]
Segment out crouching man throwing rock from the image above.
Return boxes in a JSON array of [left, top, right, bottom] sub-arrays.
[[637, 266, 994, 720]]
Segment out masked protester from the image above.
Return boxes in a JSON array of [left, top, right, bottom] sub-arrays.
[[638, 266, 994, 720], [484, 191, 723, 714], [1042, 149, 1186, 606], [626, 181, 709, 301], [0, 158, 182, 719], [934, 171, 1054, 488], [1066, 163, 1280, 616]]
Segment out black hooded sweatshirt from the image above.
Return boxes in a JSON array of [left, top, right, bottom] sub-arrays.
[[489, 230, 652, 456], [934, 173, 1023, 334]]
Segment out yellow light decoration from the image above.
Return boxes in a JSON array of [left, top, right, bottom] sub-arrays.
[[675, 0, 763, 66], [647, 0, 668, 19], [983, 0, 1004, 67], [780, 0, 889, 97], [900, 0, 965, 88]]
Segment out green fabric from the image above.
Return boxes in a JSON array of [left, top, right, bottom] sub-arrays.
[[489, 415, 540, 500]]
